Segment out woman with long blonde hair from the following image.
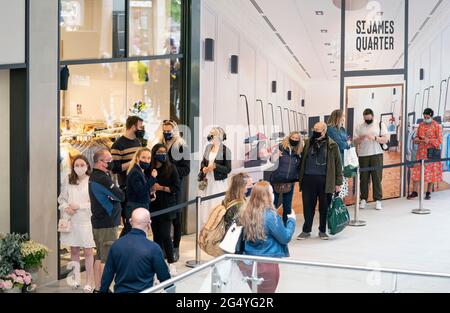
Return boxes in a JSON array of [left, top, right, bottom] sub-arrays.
[[239, 181, 296, 293], [123, 147, 158, 236], [222, 173, 252, 232], [270, 131, 302, 225]]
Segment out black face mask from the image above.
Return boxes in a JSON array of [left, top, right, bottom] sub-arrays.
[[207, 135, 213, 142], [311, 132, 322, 140], [365, 119, 374, 125], [135, 129, 146, 139], [106, 161, 114, 171], [245, 187, 252, 198], [289, 139, 300, 147]]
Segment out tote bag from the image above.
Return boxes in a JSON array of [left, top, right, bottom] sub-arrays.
[[343, 147, 359, 178], [219, 222, 243, 254]]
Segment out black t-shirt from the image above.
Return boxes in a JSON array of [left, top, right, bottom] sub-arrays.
[[111, 136, 142, 188]]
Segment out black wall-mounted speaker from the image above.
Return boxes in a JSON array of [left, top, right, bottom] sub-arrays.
[[371, 92, 375, 99], [205, 38, 214, 61], [301, 99, 305, 107], [230, 55, 239, 74], [287, 91, 292, 100], [420, 68, 424, 80], [272, 81, 277, 93], [393, 88, 396, 95]]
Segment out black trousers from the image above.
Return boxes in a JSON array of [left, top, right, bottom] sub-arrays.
[[301, 175, 332, 234], [152, 216, 175, 264], [172, 178, 186, 249]]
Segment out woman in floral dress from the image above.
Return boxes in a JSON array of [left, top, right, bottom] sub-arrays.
[[408, 108, 443, 200]]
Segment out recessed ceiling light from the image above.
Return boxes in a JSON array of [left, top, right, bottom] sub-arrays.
[[367, 52, 372, 55], [315, 11, 324, 15], [324, 43, 331, 46], [330, 61, 335, 64], [332, 69, 337, 71], [377, 11, 384, 16], [328, 53, 333, 56], [321, 29, 328, 33], [365, 60, 370, 62]]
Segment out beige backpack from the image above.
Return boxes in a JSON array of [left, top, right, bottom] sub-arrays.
[[199, 200, 244, 257]]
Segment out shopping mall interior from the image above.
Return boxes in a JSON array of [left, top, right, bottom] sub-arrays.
[[1, 0, 450, 294]]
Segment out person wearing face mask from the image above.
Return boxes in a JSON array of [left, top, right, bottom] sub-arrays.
[[122, 148, 158, 237], [154, 120, 191, 262], [408, 108, 443, 200], [89, 149, 125, 293], [297, 122, 343, 241], [354, 109, 389, 210], [100, 208, 171, 293], [269, 132, 303, 225], [327, 110, 350, 162], [199, 127, 232, 225], [149, 144, 180, 276], [111, 116, 144, 236], [58, 155, 95, 292]]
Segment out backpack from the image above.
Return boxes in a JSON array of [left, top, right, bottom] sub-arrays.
[[199, 200, 244, 257]]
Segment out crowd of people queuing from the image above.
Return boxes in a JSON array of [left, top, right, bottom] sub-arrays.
[[57, 107, 444, 293]]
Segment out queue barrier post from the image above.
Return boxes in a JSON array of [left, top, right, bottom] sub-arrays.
[[186, 196, 206, 268], [349, 167, 367, 227], [412, 159, 431, 215]]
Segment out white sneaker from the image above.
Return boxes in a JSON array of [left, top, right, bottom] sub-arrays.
[[169, 263, 177, 277], [375, 201, 382, 210], [360, 199, 367, 209]]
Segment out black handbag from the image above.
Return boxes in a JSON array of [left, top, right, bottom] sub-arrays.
[[427, 148, 441, 160]]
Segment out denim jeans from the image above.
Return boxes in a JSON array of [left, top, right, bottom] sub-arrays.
[[273, 186, 294, 225]]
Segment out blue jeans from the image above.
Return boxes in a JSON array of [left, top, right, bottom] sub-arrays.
[[273, 186, 294, 225]]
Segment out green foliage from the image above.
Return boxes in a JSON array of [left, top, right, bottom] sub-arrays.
[[171, 0, 182, 23], [0, 233, 27, 276]]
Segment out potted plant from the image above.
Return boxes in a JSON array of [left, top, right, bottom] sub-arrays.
[[21, 240, 50, 282], [0, 269, 36, 293], [0, 233, 26, 278]]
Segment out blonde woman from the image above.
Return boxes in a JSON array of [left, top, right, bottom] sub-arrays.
[[222, 173, 252, 232], [199, 127, 232, 224], [270, 132, 303, 225], [122, 148, 158, 236], [327, 110, 350, 162], [239, 181, 296, 293]]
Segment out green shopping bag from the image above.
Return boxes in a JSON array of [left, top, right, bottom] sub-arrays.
[[327, 195, 350, 235]]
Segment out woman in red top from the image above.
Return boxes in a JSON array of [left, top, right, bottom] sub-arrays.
[[408, 108, 443, 200]]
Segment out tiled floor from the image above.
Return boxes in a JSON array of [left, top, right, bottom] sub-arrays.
[[38, 189, 450, 293]]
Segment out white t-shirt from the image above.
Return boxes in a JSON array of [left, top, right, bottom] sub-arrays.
[[355, 120, 389, 157]]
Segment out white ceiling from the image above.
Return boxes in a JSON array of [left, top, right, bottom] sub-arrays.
[[251, 0, 444, 81]]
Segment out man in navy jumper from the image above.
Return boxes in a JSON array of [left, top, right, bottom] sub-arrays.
[[100, 208, 171, 293]]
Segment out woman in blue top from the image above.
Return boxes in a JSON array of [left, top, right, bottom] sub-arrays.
[[327, 110, 350, 162], [124, 148, 158, 236], [239, 181, 296, 293]]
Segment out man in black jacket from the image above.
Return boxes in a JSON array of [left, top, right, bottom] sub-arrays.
[[89, 149, 125, 293]]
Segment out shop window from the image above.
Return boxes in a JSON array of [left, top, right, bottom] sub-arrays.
[[129, 0, 182, 57], [60, 0, 125, 60]]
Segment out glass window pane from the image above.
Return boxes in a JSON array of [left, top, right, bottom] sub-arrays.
[[126, 59, 175, 143], [129, 0, 182, 57], [60, 0, 126, 60]]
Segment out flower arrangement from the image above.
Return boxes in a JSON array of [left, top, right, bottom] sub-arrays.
[[0, 233, 26, 277], [0, 269, 36, 293], [21, 240, 50, 271]]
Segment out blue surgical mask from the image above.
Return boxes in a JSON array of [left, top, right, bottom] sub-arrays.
[[163, 132, 174, 141], [139, 161, 151, 170], [154, 154, 167, 163]]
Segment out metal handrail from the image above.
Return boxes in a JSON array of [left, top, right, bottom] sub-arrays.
[[142, 254, 450, 293], [413, 92, 420, 114], [256, 99, 266, 136], [445, 75, 450, 114], [438, 79, 447, 117], [240, 94, 252, 139]]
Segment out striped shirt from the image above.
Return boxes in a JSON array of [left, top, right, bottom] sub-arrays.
[[111, 136, 142, 188]]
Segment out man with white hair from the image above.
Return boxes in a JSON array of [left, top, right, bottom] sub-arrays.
[[100, 208, 171, 293]]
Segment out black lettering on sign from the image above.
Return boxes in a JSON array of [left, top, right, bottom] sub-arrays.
[[355, 20, 396, 52]]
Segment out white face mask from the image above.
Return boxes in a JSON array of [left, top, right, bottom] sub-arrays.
[[74, 166, 88, 177]]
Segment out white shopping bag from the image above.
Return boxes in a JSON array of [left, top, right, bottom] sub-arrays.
[[219, 223, 243, 254], [344, 147, 359, 168], [199, 260, 252, 293]]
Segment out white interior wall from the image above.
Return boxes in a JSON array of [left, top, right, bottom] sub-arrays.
[[304, 80, 340, 122], [0, 0, 25, 64], [0, 70, 10, 234], [200, 0, 307, 168], [408, 0, 450, 118]]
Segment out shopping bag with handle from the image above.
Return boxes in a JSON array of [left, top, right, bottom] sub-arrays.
[[343, 147, 359, 178], [327, 195, 350, 235]]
